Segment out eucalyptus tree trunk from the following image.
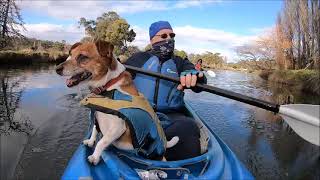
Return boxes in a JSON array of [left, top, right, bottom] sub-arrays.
[[1, 0, 10, 39], [296, 3, 302, 68], [317, 0, 320, 68]]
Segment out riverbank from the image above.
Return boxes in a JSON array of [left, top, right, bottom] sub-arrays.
[[0, 50, 67, 65], [203, 65, 249, 72], [259, 70, 320, 95]]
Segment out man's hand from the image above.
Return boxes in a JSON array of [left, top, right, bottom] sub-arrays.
[[177, 70, 204, 90]]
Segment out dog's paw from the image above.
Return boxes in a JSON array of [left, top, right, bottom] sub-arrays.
[[83, 139, 95, 147], [88, 155, 100, 165]]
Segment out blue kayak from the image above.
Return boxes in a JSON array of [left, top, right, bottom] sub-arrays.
[[62, 102, 254, 180]]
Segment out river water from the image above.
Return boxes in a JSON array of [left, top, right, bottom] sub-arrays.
[[0, 64, 319, 180]]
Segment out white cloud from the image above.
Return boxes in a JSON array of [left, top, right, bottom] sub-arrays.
[[18, 1, 107, 20], [21, 23, 85, 43], [173, 0, 220, 9], [130, 25, 150, 49], [16, 0, 269, 62], [174, 25, 257, 47], [130, 25, 259, 62], [249, 26, 274, 34], [17, 1, 219, 20], [20, 23, 262, 62], [20, 22, 262, 62]]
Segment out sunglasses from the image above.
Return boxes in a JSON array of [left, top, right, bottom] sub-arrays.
[[155, 33, 176, 39]]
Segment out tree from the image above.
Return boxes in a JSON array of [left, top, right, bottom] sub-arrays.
[[236, 0, 320, 70], [122, 45, 140, 58], [201, 52, 225, 68], [0, 0, 25, 48], [117, 45, 141, 63], [105, 19, 136, 48], [235, 35, 275, 70], [52, 41, 65, 51], [79, 11, 136, 55], [278, 0, 320, 69], [273, 14, 293, 70], [188, 51, 225, 69], [144, 44, 152, 51], [174, 49, 188, 59], [80, 36, 94, 43]]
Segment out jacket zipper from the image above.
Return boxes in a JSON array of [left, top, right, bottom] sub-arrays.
[[153, 61, 163, 111]]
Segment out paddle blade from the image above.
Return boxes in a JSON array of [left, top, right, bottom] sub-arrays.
[[279, 104, 320, 146]]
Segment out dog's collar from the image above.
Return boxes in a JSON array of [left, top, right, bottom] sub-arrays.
[[91, 71, 126, 95]]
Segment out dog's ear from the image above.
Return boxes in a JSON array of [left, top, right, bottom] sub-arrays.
[[69, 42, 82, 55], [95, 40, 117, 70], [95, 40, 114, 58]]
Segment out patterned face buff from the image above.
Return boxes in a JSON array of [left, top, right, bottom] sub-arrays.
[[151, 39, 175, 60]]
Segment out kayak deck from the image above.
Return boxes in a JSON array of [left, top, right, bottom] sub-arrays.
[[62, 102, 254, 179]]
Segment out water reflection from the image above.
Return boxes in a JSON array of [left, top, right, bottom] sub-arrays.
[[249, 74, 320, 105], [0, 67, 33, 180], [0, 65, 90, 180], [0, 72, 33, 135]]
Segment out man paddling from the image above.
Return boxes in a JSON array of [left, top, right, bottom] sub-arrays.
[[125, 21, 206, 160]]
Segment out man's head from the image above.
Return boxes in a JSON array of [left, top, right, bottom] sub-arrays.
[[149, 21, 176, 60], [149, 21, 175, 45]]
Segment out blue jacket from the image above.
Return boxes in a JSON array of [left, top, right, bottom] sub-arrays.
[[125, 52, 206, 112]]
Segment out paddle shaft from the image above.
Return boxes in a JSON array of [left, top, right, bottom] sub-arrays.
[[125, 65, 280, 113]]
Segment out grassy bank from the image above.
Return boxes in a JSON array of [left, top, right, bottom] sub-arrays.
[[202, 65, 251, 72], [259, 70, 320, 95], [0, 50, 68, 65]]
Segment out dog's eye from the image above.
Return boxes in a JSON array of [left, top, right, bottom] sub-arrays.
[[76, 54, 89, 64]]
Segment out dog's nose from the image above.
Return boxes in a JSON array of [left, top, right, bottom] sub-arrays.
[[56, 66, 63, 75]]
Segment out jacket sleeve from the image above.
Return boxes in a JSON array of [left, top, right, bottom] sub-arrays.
[[174, 56, 207, 93], [173, 56, 194, 74]]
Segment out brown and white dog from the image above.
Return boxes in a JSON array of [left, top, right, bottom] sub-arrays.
[[55, 40, 178, 165]]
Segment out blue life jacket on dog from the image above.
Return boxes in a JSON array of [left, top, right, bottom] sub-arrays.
[[82, 90, 167, 160], [131, 55, 184, 112]]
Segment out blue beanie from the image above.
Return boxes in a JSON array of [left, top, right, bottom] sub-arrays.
[[149, 21, 172, 40]]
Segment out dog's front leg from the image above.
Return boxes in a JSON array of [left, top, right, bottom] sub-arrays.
[[88, 113, 126, 165], [83, 125, 98, 147]]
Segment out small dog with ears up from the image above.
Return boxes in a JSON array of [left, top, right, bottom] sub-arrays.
[[56, 40, 179, 165]]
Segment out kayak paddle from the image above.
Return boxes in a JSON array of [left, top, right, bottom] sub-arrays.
[[124, 65, 320, 146]]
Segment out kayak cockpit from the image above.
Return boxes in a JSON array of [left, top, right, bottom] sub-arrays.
[[114, 125, 211, 179], [95, 106, 212, 179]]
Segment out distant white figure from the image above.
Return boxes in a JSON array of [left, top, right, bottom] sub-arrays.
[[207, 70, 216, 77]]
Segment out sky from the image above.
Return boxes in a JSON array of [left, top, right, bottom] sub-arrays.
[[17, 0, 283, 62]]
